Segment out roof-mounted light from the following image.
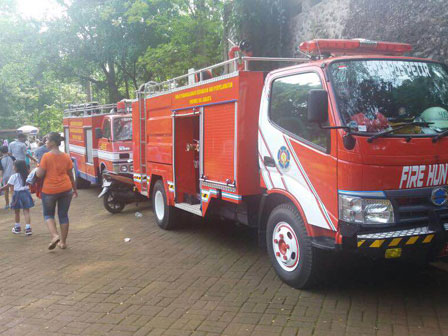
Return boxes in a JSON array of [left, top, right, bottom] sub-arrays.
[[117, 99, 134, 113], [299, 39, 412, 56]]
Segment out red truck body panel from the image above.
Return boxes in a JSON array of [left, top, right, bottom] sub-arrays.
[[133, 72, 264, 209]]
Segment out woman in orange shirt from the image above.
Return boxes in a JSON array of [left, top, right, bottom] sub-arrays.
[[37, 132, 78, 250]]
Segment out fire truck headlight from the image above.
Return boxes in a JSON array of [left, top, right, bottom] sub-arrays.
[[339, 195, 394, 225], [363, 199, 394, 224], [120, 165, 128, 173]]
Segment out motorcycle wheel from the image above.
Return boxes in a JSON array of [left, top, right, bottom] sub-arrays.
[[103, 190, 125, 214]]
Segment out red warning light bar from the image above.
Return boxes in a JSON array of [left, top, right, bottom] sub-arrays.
[[299, 39, 412, 56], [117, 101, 126, 110]]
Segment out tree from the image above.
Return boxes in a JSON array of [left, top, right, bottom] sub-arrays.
[[0, 0, 86, 134], [47, 0, 156, 102], [226, 0, 291, 58], [131, 0, 224, 82]]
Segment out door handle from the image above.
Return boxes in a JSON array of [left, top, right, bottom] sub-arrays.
[[263, 156, 276, 168]]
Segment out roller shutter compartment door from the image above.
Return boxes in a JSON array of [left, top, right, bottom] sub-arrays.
[[203, 102, 235, 185]]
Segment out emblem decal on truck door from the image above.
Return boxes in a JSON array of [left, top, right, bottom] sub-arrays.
[[277, 146, 291, 171]]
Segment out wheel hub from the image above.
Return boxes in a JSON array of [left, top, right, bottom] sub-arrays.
[[272, 222, 299, 272], [106, 193, 121, 209]]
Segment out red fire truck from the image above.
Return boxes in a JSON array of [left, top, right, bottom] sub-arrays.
[[108, 39, 448, 288], [63, 100, 134, 187]]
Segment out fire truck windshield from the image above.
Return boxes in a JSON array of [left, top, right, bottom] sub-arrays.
[[330, 60, 448, 135], [113, 117, 132, 141]]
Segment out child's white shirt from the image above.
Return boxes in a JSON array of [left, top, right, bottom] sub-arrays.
[[8, 174, 29, 191]]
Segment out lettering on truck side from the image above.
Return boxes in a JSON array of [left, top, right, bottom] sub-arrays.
[[399, 164, 448, 189]]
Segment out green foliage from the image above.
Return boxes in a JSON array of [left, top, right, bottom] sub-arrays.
[[227, 0, 291, 57], [0, 3, 86, 135], [131, 0, 224, 81], [0, 0, 283, 135]]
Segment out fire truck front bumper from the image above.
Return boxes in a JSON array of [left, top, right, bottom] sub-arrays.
[[339, 223, 448, 259]]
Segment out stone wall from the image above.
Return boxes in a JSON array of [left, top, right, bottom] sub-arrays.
[[288, 0, 448, 64]]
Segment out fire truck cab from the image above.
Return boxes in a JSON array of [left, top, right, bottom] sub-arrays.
[[131, 39, 448, 288], [63, 100, 133, 187], [95, 100, 134, 177]]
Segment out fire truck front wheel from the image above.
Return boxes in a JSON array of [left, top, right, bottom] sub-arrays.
[[152, 180, 178, 230], [267, 203, 319, 289]]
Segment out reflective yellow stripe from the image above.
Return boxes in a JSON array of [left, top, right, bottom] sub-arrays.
[[422, 234, 435, 244], [389, 238, 402, 247], [357, 240, 366, 247], [406, 236, 419, 245], [370, 240, 385, 248]]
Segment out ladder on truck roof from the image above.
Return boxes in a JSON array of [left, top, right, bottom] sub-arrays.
[[140, 56, 309, 98], [63, 103, 118, 118]]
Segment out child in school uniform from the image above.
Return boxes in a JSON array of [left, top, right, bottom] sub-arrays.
[[0, 160, 34, 235]]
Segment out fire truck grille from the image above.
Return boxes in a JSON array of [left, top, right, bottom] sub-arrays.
[[385, 189, 448, 227]]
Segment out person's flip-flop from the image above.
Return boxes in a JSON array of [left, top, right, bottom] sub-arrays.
[[48, 238, 60, 250]]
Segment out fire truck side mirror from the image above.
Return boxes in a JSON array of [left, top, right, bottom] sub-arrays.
[[95, 128, 103, 139], [307, 89, 328, 124]]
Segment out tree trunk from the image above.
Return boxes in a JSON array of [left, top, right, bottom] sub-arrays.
[[125, 77, 130, 99], [103, 59, 120, 102]]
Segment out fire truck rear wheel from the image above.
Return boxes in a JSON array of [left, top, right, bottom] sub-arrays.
[[152, 180, 178, 230], [267, 203, 319, 289]]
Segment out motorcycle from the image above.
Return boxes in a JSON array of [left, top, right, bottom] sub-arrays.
[[98, 171, 145, 213]]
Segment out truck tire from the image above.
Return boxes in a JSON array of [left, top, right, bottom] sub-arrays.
[[103, 191, 125, 214], [266, 203, 320, 289], [152, 180, 178, 230]]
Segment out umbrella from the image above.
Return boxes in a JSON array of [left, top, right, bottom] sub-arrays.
[[17, 125, 39, 135]]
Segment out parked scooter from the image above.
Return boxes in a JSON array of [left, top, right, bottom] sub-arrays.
[[98, 171, 145, 213]]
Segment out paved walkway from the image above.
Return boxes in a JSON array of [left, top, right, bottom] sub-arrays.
[[0, 189, 448, 336]]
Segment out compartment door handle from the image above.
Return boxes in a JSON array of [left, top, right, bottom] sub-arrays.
[[263, 156, 276, 168]]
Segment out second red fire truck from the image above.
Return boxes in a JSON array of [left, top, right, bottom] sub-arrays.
[[104, 39, 448, 288], [63, 99, 134, 187]]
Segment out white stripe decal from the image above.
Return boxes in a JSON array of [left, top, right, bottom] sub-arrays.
[[69, 145, 99, 158], [69, 144, 86, 155], [285, 137, 336, 231], [97, 150, 120, 161], [70, 145, 130, 162], [222, 192, 242, 200]]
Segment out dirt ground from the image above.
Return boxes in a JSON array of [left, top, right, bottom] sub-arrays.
[[0, 188, 448, 336]]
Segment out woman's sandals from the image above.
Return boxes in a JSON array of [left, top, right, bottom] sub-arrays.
[[48, 237, 60, 250]]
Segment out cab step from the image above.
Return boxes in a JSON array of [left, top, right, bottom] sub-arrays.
[[174, 203, 202, 216]]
